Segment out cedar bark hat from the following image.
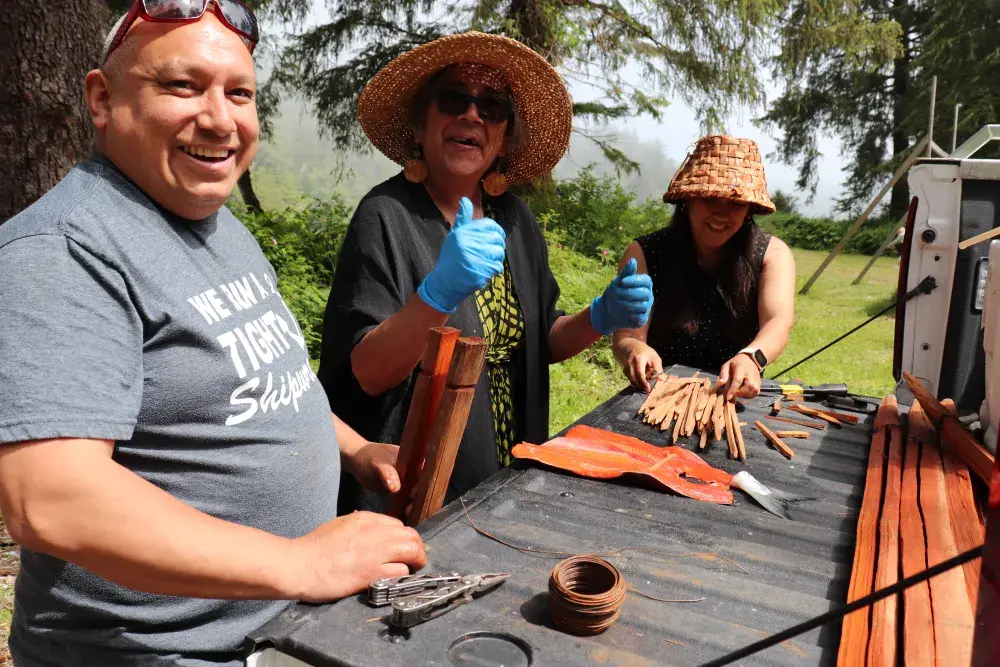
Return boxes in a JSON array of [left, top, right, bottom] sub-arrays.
[[356, 31, 573, 187], [664, 135, 776, 215]]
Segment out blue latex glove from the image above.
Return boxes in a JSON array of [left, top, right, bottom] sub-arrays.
[[417, 197, 507, 313], [590, 258, 654, 335]]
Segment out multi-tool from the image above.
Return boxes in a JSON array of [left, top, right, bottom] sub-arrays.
[[367, 572, 510, 629]]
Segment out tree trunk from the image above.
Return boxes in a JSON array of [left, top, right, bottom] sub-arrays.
[[0, 1, 109, 222], [889, 2, 913, 220], [238, 169, 265, 214]]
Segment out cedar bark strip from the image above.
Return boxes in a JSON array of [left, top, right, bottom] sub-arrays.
[[942, 451, 985, 610], [388, 327, 460, 520], [408, 337, 488, 526], [837, 397, 891, 667], [914, 404, 974, 664], [904, 372, 995, 483], [754, 420, 794, 459], [868, 396, 901, 667], [900, 415, 935, 667], [766, 415, 828, 431]]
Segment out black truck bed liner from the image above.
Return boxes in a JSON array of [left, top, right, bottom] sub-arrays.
[[245, 367, 874, 666]]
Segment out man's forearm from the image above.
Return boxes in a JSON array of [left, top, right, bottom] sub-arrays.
[[351, 294, 449, 396], [548, 310, 602, 363], [0, 439, 304, 601]]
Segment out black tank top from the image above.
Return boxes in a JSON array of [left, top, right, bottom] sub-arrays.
[[637, 222, 771, 371]]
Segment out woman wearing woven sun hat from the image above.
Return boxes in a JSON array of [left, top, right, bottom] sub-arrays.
[[317, 32, 654, 515], [612, 135, 796, 400]]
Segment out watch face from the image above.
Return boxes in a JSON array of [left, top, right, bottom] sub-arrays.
[[753, 349, 768, 367]]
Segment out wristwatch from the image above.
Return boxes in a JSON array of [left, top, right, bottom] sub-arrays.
[[739, 347, 768, 372]]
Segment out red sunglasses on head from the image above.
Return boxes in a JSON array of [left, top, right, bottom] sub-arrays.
[[104, 0, 259, 63]]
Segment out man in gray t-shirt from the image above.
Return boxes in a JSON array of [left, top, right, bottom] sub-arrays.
[[0, 6, 425, 667]]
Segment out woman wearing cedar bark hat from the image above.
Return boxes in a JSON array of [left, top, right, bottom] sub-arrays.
[[613, 135, 796, 400], [318, 32, 654, 516]]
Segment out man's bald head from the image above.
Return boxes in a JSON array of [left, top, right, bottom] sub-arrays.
[[84, 10, 259, 221]]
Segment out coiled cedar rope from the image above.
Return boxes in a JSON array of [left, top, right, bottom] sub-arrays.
[[548, 556, 627, 635]]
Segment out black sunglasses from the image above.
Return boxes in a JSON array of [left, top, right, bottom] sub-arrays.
[[434, 88, 514, 124]]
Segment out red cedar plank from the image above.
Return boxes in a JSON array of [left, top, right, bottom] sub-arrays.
[[837, 400, 890, 666], [942, 451, 985, 610], [900, 423, 935, 667], [915, 400, 974, 665], [868, 399, 902, 667]]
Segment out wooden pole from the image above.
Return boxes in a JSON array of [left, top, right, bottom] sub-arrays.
[[386, 327, 460, 520], [407, 337, 488, 526], [800, 135, 929, 295]]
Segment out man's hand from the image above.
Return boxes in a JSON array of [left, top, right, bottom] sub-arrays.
[[345, 442, 401, 494], [622, 341, 663, 393], [291, 512, 426, 603], [717, 353, 762, 400]]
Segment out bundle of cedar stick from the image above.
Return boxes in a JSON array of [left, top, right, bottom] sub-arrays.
[[637, 374, 748, 461]]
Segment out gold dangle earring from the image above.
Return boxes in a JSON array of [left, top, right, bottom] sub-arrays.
[[404, 145, 428, 184], [482, 157, 509, 197]]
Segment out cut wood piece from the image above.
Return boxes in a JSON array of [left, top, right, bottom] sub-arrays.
[[638, 378, 672, 414], [683, 382, 703, 436], [813, 408, 862, 424], [699, 428, 708, 450], [942, 450, 985, 609], [900, 409, 935, 667], [725, 401, 738, 459], [914, 402, 974, 665], [754, 420, 793, 459], [787, 403, 843, 425], [904, 372, 995, 484], [837, 398, 890, 667], [388, 327, 460, 520], [712, 393, 726, 441], [727, 402, 746, 461], [672, 385, 693, 442], [766, 415, 828, 431], [775, 430, 809, 439], [868, 396, 902, 667], [408, 337, 488, 526], [771, 397, 782, 415]]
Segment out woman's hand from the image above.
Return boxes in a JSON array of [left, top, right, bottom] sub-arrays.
[[717, 353, 762, 400], [622, 341, 663, 392], [345, 442, 402, 494]]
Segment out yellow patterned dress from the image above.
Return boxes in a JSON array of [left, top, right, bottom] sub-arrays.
[[475, 260, 525, 466]]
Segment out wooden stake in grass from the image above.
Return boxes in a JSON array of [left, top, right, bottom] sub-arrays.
[[754, 421, 794, 459]]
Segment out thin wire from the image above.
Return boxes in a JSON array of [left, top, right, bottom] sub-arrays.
[[769, 276, 936, 380], [697, 545, 983, 667], [460, 498, 749, 575]]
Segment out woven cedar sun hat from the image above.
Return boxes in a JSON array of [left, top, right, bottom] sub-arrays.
[[664, 135, 776, 215], [356, 31, 573, 187]]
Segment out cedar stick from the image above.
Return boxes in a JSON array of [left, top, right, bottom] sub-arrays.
[[941, 450, 985, 609], [712, 393, 726, 441], [900, 406, 935, 667], [775, 430, 809, 439], [787, 404, 843, 425], [766, 415, 827, 431], [837, 397, 891, 666], [868, 395, 901, 667], [916, 422, 975, 664], [388, 327, 460, 520], [725, 400, 738, 459], [903, 372, 995, 484], [771, 397, 782, 415], [754, 421, 794, 459], [409, 337, 488, 526]]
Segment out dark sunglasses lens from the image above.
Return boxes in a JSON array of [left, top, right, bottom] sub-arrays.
[[476, 97, 510, 123], [143, 0, 206, 19], [219, 0, 259, 41], [436, 90, 472, 116]]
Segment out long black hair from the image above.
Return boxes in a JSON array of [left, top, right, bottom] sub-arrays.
[[663, 203, 760, 334]]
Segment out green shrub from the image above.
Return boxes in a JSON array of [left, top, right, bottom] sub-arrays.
[[757, 213, 901, 257], [230, 197, 351, 359], [529, 169, 670, 263]]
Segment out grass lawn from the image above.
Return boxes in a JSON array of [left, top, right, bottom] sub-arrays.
[[549, 247, 899, 433], [1, 517, 12, 666]]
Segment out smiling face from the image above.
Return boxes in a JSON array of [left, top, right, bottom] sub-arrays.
[[86, 12, 259, 220], [412, 64, 511, 186], [687, 197, 751, 251]]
